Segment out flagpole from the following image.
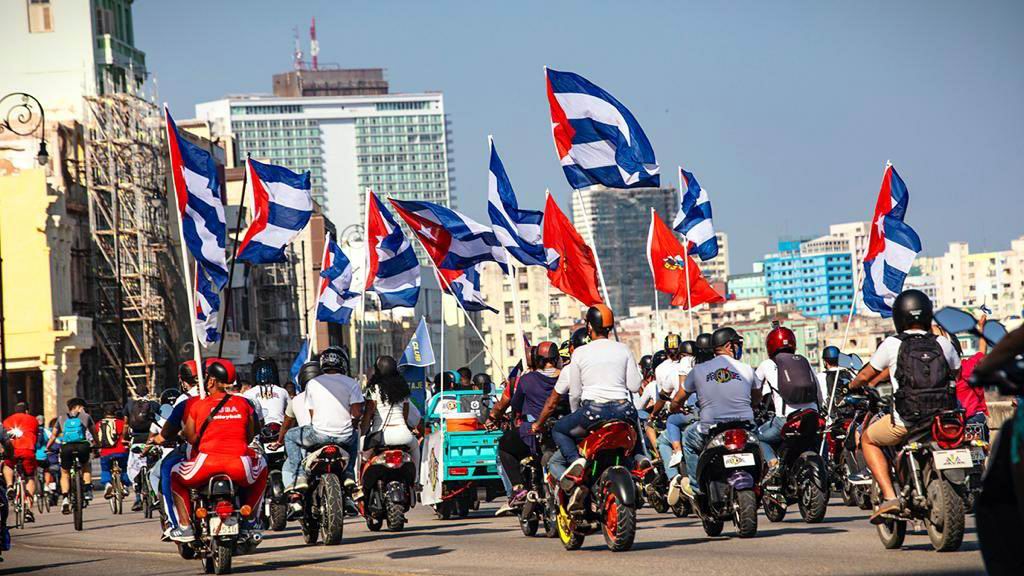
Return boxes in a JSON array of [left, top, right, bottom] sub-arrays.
[[507, 254, 529, 372], [679, 167, 696, 341], [299, 241, 312, 361], [217, 154, 250, 359], [359, 188, 372, 378], [647, 208, 663, 351], [425, 259, 500, 372], [311, 231, 330, 359], [439, 274, 445, 388], [164, 105, 205, 398]]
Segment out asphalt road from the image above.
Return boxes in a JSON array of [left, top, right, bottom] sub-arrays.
[[1, 495, 986, 576]]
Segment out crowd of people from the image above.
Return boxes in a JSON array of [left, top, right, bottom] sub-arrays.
[[0, 287, 1018, 569]]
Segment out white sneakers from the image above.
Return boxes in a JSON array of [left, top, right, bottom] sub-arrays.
[[668, 451, 683, 468]]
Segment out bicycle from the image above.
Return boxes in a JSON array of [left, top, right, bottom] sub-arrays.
[[109, 458, 125, 515], [34, 466, 50, 515], [66, 447, 87, 531], [11, 464, 26, 529]]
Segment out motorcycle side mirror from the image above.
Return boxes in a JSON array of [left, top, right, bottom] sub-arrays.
[[983, 320, 1008, 346]]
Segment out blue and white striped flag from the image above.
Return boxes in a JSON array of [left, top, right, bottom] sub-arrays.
[[862, 163, 922, 317], [316, 234, 361, 325], [445, 263, 497, 314], [365, 190, 421, 309], [673, 167, 719, 261], [487, 137, 556, 269], [194, 264, 220, 347]]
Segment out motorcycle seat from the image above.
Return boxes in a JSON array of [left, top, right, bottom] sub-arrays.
[[301, 444, 350, 471]]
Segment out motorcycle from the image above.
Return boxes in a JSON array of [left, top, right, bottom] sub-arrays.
[[182, 474, 262, 575], [835, 388, 890, 510], [963, 418, 989, 511], [684, 422, 763, 538], [256, 423, 288, 532], [762, 409, 829, 523], [552, 419, 639, 551], [872, 409, 970, 552], [298, 444, 350, 546], [360, 444, 416, 532], [511, 421, 559, 538]]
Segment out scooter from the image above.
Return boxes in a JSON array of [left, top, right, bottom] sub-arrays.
[[684, 422, 763, 538], [360, 445, 416, 532], [762, 409, 829, 523]]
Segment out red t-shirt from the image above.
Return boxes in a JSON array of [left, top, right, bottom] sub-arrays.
[[2, 413, 39, 457], [956, 352, 989, 418], [184, 392, 255, 455], [95, 418, 129, 457]]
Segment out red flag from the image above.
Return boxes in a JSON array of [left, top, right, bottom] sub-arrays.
[[542, 193, 604, 306], [647, 208, 724, 309]]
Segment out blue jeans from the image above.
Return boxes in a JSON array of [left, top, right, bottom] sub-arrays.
[[683, 425, 709, 491], [757, 416, 785, 463], [657, 430, 679, 480], [283, 426, 355, 488], [666, 412, 697, 444], [160, 448, 185, 529], [551, 400, 638, 465], [100, 454, 131, 487]]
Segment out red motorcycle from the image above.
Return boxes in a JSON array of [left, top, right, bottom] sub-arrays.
[[550, 420, 638, 552]]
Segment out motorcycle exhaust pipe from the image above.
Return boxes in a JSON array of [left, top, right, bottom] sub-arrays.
[[250, 532, 263, 545]]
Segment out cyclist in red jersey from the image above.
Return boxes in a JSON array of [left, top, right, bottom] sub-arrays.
[[167, 360, 267, 542], [2, 403, 40, 523]]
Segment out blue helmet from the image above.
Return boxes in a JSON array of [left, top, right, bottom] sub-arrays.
[[253, 357, 279, 386]]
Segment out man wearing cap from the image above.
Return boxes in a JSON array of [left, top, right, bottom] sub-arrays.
[[533, 305, 643, 503]]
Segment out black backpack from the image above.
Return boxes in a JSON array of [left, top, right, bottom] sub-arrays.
[[772, 352, 820, 407], [825, 368, 854, 406], [128, 400, 156, 433], [893, 333, 954, 423]]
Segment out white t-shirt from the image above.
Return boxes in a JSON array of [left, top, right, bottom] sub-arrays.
[[683, 355, 761, 431], [757, 359, 823, 417], [655, 356, 693, 399], [285, 391, 312, 428], [867, 330, 961, 425], [635, 380, 659, 411], [368, 388, 410, 432], [305, 373, 365, 437], [554, 339, 642, 405], [243, 385, 289, 425]]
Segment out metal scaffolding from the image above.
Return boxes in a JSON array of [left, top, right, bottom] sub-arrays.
[[83, 93, 176, 400]]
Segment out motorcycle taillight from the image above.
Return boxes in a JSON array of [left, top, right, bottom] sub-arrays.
[[322, 445, 338, 456], [723, 429, 747, 452], [932, 413, 965, 450], [384, 450, 404, 468], [215, 500, 234, 519]]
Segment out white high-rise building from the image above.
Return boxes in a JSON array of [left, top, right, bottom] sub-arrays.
[[196, 93, 454, 234]]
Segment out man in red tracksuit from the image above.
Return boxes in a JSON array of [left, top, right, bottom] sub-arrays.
[[168, 360, 267, 542]]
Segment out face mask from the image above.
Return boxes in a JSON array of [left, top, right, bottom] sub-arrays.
[[733, 342, 743, 361]]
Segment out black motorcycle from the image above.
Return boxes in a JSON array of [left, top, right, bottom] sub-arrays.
[[763, 409, 829, 523], [835, 388, 890, 510], [518, 424, 559, 538], [360, 445, 416, 532], [298, 444, 350, 546], [181, 474, 262, 574], [684, 422, 763, 538], [256, 424, 288, 531]]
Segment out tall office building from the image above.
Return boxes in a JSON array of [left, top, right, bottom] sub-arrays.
[[571, 185, 677, 315], [701, 231, 730, 284], [196, 92, 455, 234], [764, 239, 855, 318], [273, 68, 389, 97]]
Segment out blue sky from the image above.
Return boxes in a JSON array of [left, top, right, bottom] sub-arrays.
[[136, 0, 1023, 272]]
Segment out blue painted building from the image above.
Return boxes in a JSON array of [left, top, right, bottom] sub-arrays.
[[764, 240, 855, 318]]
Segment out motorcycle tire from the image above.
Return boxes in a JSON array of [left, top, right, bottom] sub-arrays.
[[926, 477, 965, 552], [763, 497, 787, 523], [143, 484, 153, 519], [701, 515, 724, 537], [839, 455, 858, 506], [386, 498, 406, 532], [302, 518, 320, 544], [543, 486, 559, 538], [519, 513, 539, 537], [434, 502, 452, 520], [799, 472, 829, 524], [671, 498, 691, 518], [269, 501, 288, 532], [872, 481, 906, 549], [651, 494, 669, 514], [601, 492, 636, 552], [557, 506, 584, 551], [856, 488, 873, 511], [733, 489, 758, 538], [177, 542, 196, 560], [209, 540, 233, 575], [455, 494, 471, 518], [319, 474, 345, 545]]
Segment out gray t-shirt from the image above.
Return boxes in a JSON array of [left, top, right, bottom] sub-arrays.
[[683, 355, 760, 431]]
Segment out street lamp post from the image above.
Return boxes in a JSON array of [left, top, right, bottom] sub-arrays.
[[0, 92, 49, 416]]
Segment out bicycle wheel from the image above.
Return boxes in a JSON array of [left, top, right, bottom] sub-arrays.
[[14, 476, 25, 529], [73, 468, 84, 531], [110, 467, 123, 515]]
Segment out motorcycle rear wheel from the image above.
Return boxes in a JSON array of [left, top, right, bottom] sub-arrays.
[[872, 481, 907, 549], [733, 489, 758, 538], [798, 471, 829, 524], [205, 540, 233, 575], [319, 474, 345, 545], [671, 498, 691, 518], [601, 492, 636, 552], [543, 485, 559, 538], [701, 515, 724, 537], [519, 512, 539, 537], [386, 498, 406, 532], [926, 477, 965, 552], [269, 501, 288, 532], [302, 517, 320, 544], [763, 497, 787, 522]]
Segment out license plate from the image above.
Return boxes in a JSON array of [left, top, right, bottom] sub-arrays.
[[723, 453, 756, 468], [209, 515, 239, 536], [933, 449, 973, 471], [970, 447, 986, 464]]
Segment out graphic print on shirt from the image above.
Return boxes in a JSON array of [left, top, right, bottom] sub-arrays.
[[707, 368, 741, 384]]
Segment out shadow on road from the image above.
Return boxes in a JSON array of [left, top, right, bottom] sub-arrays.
[[387, 545, 452, 559], [0, 559, 100, 574], [233, 554, 351, 573]]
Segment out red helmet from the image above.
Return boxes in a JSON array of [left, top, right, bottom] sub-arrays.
[[204, 357, 237, 385], [765, 327, 797, 358]]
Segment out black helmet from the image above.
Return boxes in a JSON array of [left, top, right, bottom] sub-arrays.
[[297, 361, 321, 390], [374, 355, 399, 377], [712, 327, 742, 349], [695, 332, 714, 363], [253, 356, 279, 386], [159, 388, 181, 406], [664, 333, 682, 352], [206, 361, 230, 384], [822, 345, 840, 363], [585, 304, 615, 335], [319, 346, 349, 374], [680, 340, 696, 356], [639, 355, 653, 378], [472, 373, 492, 390], [570, 327, 591, 350], [651, 350, 668, 372], [559, 340, 571, 360], [892, 289, 934, 333]]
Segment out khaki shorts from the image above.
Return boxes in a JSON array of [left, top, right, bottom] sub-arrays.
[[865, 415, 908, 447]]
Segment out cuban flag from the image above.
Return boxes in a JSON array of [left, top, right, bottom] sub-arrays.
[[487, 137, 556, 269], [194, 264, 220, 347], [236, 158, 312, 264], [546, 67, 659, 190], [672, 167, 719, 261], [862, 162, 923, 317], [365, 190, 420, 309], [316, 233, 361, 325], [389, 198, 508, 273], [442, 264, 497, 314], [164, 106, 228, 289]]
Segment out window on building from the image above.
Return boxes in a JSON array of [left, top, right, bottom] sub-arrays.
[[504, 302, 514, 323], [29, 0, 54, 33]]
